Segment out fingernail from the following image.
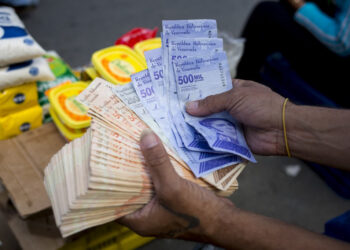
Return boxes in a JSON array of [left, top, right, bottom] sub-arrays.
[[186, 101, 198, 112], [140, 129, 158, 149]]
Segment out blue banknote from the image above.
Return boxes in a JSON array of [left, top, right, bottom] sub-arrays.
[[173, 53, 256, 163], [161, 20, 218, 148], [167, 38, 224, 153], [162, 19, 218, 70], [144, 48, 165, 105], [123, 19, 253, 177], [162, 20, 218, 94], [131, 69, 242, 177], [131, 70, 173, 141]]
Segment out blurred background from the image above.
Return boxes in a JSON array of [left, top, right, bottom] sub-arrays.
[[16, 0, 263, 67], [0, 0, 349, 249]]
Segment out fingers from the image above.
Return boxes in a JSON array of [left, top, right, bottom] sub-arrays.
[[140, 129, 179, 191], [117, 198, 162, 237], [232, 78, 246, 87], [233, 78, 270, 90], [185, 90, 233, 117], [185, 79, 269, 117], [185, 79, 250, 116]]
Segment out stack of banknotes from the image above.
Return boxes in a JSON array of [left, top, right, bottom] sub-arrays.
[[44, 19, 255, 237]]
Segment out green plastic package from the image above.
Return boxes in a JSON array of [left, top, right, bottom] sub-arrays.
[[37, 51, 78, 123]]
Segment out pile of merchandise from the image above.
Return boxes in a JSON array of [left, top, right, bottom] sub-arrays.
[[0, 7, 54, 139], [91, 39, 161, 86], [48, 81, 91, 141], [37, 51, 79, 123], [46, 30, 161, 141]]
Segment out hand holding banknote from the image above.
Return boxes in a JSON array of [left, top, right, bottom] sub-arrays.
[[186, 79, 287, 156], [119, 129, 235, 239], [186, 79, 350, 169], [119, 126, 350, 250], [120, 82, 350, 250]]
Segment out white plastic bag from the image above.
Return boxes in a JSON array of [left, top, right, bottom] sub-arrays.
[[218, 32, 245, 78], [0, 7, 45, 66], [0, 57, 55, 90]]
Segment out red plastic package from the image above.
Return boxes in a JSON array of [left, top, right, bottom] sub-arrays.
[[115, 27, 158, 48]]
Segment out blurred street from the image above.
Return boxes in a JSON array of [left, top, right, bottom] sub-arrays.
[[1, 0, 349, 249]]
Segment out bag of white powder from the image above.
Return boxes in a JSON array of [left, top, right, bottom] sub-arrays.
[[0, 6, 45, 66], [0, 57, 55, 90]]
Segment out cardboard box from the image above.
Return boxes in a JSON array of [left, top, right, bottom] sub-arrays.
[[0, 123, 66, 217], [0, 192, 64, 250], [1, 195, 151, 250], [0, 123, 153, 250]]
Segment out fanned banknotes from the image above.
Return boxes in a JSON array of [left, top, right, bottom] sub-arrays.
[[44, 19, 254, 238], [44, 78, 244, 237], [135, 20, 255, 176]]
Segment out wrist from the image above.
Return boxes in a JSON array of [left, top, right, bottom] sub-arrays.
[[285, 105, 341, 164], [203, 198, 238, 243], [283, 103, 324, 160], [176, 196, 237, 243], [276, 99, 296, 156]]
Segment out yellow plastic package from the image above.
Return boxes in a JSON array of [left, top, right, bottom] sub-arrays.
[[49, 107, 87, 141], [48, 82, 90, 141], [134, 38, 161, 59], [59, 222, 153, 250], [92, 45, 146, 85], [0, 105, 42, 140], [80, 67, 99, 82], [0, 82, 38, 117]]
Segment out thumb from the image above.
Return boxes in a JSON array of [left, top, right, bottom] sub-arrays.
[[140, 129, 179, 192], [185, 90, 233, 117]]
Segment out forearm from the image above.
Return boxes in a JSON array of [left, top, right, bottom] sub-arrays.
[[204, 203, 350, 250], [285, 103, 350, 170]]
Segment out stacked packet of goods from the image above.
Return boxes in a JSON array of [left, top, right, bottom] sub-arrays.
[[39, 51, 94, 139], [47, 81, 91, 141], [133, 37, 161, 63], [44, 19, 255, 237], [37, 51, 79, 123], [91, 38, 161, 86], [44, 37, 163, 142], [0, 7, 55, 139], [91, 45, 147, 85]]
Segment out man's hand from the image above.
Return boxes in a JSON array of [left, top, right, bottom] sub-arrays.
[[118, 129, 235, 240], [119, 99, 350, 250], [186, 79, 287, 156]]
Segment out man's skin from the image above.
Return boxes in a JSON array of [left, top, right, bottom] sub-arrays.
[[188, 79, 350, 170], [119, 79, 350, 249]]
